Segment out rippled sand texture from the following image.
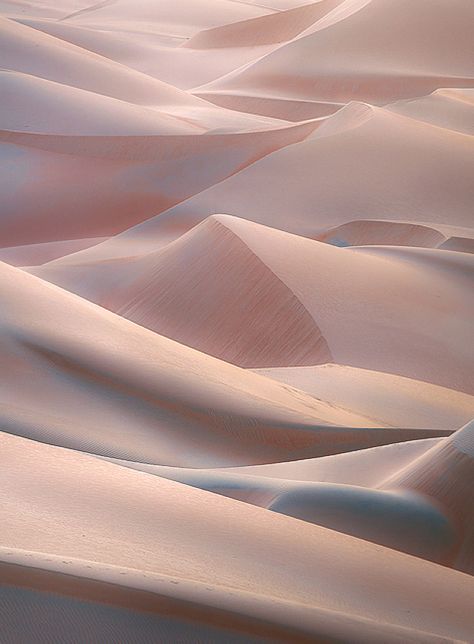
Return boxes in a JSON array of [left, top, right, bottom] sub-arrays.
[[1, 1, 473, 642]]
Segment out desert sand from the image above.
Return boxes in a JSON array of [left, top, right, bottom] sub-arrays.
[[0, 0, 473, 642]]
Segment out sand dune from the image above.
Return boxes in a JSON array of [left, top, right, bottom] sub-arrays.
[[1, 431, 474, 642], [255, 365, 474, 430], [1, 0, 472, 640], [196, 0, 474, 104], [110, 423, 473, 571], [0, 120, 317, 247], [439, 236, 474, 254], [34, 216, 474, 391], [185, 0, 345, 49], [62, 0, 273, 39], [15, 16, 279, 90], [32, 216, 333, 368], [2, 260, 437, 467], [0, 16, 202, 106], [316, 220, 446, 249], [1, 70, 202, 135], [381, 420, 474, 573], [94, 104, 473, 248], [388, 88, 474, 135], [0, 237, 107, 267]]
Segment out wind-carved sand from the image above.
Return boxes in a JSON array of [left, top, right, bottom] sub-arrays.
[[0, 0, 473, 641]]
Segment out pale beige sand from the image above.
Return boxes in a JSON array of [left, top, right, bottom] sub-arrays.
[[33, 216, 474, 391], [1, 432, 474, 642], [0, 120, 317, 247], [15, 17, 279, 90], [62, 0, 273, 39], [196, 0, 474, 104], [2, 260, 441, 468], [387, 88, 474, 135], [254, 365, 474, 430], [316, 220, 447, 249], [91, 103, 473, 249], [0, 237, 107, 267], [107, 423, 473, 571], [0, 70, 203, 135], [185, 0, 345, 49], [1, 0, 473, 639]]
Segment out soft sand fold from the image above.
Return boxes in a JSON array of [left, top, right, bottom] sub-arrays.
[[109, 422, 474, 572], [1, 433, 474, 642], [91, 103, 473, 250], [0, 120, 318, 247], [196, 0, 474, 104], [2, 260, 442, 467], [32, 216, 474, 391]]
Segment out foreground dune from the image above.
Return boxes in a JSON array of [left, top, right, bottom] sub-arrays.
[[1, 431, 474, 642], [107, 422, 473, 572]]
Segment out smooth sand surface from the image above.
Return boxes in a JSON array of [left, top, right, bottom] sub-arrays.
[[112, 104, 473, 242], [255, 364, 474, 430], [1, 1, 473, 640], [33, 216, 474, 391], [104, 423, 473, 572], [1, 431, 474, 642], [4, 260, 442, 467]]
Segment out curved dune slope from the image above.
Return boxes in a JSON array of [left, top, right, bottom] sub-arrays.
[[0, 260, 434, 467], [381, 420, 474, 574], [317, 220, 446, 249], [33, 216, 332, 368], [439, 236, 474, 254], [0, 70, 201, 135], [0, 119, 317, 247], [36, 216, 474, 391], [388, 88, 474, 135], [255, 364, 474, 430], [1, 432, 473, 643], [62, 0, 273, 38], [96, 104, 473, 248], [0, 16, 201, 106], [185, 0, 345, 49], [14, 16, 280, 92], [120, 423, 474, 571], [0, 237, 107, 268], [197, 0, 474, 104]]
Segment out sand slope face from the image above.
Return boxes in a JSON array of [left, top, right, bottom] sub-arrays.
[[61, 0, 273, 39], [3, 260, 435, 467], [32, 216, 333, 368], [113, 423, 474, 572], [0, 70, 202, 135], [0, 119, 317, 247], [316, 220, 447, 249], [382, 420, 474, 574], [1, 431, 474, 643], [197, 0, 474, 104], [255, 365, 474, 430], [35, 216, 473, 391], [387, 88, 474, 135], [185, 0, 346, 49], [97, 104, 474, 247], [1, 0, 473, 640]]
